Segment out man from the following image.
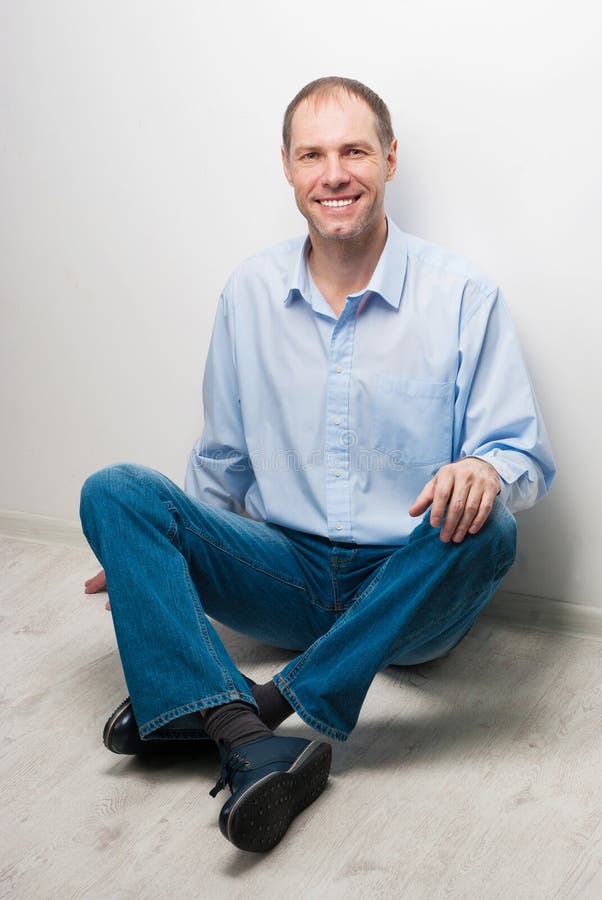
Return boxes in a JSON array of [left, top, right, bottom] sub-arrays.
[[81, 77, 555, 853]]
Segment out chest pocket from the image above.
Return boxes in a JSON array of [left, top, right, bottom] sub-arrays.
[[371, 374, 454, 466]]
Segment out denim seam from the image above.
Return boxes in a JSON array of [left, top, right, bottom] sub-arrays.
[[280, 554, 392, 685], [182, 554, 240, 694], [270, 527, 331, 609], [181, 524, 307, 590], [158, 502, 243, 697], [340, 549, 358, 568], [331, 551, 341, 612], [351, 554, 391, 604], [274, 677, 349, 742], [165, 514, 178, 544], [139, 691, 256, 737]]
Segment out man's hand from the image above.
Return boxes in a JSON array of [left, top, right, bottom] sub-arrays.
[[84, 568, 111, 610], [409, 457, 501, 543]]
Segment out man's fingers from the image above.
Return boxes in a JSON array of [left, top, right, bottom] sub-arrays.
[[467, 492, 496, 535], [429, 470, 454, 530], [84, 569, 107, 594], [409, 479, 435, 517], [439, 487, 471, 541], [105, 600, 111, 612], [411, 459, 500, 541], [449, 487, 483, 542]]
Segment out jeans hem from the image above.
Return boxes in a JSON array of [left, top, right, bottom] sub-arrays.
[[274, 676, 349, 742], [139, 690, 257, 738]]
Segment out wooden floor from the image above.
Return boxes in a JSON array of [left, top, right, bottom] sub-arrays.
[[1, 535, 601, 900]]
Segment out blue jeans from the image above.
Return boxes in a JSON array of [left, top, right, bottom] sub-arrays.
[[80, 463, 517, 742]]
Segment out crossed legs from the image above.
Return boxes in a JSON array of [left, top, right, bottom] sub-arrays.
[[80, 462, 516, 741], [80, 462, 516, 849]]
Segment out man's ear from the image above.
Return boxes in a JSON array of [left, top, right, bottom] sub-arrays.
[[281, 146, 294, 185], [385, 138, 398, 182]]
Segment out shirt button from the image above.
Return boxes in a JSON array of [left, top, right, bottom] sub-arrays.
[[335, 470, 342, 477], [335, 365, 343, 373], [334, 416, 342, 425], [335, 522, 343, 531]]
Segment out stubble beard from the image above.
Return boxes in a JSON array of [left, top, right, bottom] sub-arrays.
[[302, 199, 382, 245]]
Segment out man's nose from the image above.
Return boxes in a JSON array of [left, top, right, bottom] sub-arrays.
[[321, 154, 350, 188]]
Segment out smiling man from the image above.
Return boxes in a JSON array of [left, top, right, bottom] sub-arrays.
[[80, 77, 555, 853], [283, 91, 394, 243]]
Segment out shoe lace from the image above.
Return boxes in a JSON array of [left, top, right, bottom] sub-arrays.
[[209, 749, 252, 798]]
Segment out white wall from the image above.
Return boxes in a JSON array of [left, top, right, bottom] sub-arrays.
[[1, 1, 599, 606]]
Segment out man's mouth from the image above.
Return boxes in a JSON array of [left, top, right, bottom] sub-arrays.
[[318, 197, 357, 208]]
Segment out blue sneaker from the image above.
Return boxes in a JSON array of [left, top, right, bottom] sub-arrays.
[[210, 735, 332, 852]]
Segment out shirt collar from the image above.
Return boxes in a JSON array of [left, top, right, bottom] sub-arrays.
[[284, 216, 408, 311]]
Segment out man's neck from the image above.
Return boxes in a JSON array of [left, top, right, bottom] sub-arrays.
[[307, 216, 388, 317]]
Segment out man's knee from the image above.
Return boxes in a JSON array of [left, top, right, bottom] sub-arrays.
[[80, 462, 153, 524], [482, 497, 517, 573], [81, 463, 136, 503]]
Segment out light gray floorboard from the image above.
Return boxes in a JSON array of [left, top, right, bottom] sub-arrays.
[[1, 536, 600, 899]]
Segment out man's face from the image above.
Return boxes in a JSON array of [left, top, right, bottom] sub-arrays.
[[282, 92, 397, 244]]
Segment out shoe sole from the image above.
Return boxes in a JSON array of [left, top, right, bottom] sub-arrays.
[[221, 740, 332, 852]]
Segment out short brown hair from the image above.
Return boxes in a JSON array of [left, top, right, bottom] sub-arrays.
[[282, 76, 394, 157]]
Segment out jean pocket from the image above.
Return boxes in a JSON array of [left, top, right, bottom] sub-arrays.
[[371, 374, 454, 465]]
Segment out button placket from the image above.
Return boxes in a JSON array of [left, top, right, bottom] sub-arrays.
[[324, 298, 360, 541]]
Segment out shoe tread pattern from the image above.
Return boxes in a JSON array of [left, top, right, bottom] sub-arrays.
[[224, 741, 332, 852]]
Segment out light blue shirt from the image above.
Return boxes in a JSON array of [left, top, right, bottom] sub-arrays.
[[186, 219, 555, 545]]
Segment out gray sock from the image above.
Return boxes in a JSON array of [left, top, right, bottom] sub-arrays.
[[201, 701, 272, 749], [252, 681, 293, 731]]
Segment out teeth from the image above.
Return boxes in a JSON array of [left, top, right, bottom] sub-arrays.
[[320, 198, 355, 207]]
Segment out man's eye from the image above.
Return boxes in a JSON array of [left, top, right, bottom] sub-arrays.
[[302, 152, 318, 161], [348, 148, 364, 156]]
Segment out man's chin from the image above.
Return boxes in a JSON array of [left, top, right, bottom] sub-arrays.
[[309, 218, 368, 243]]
